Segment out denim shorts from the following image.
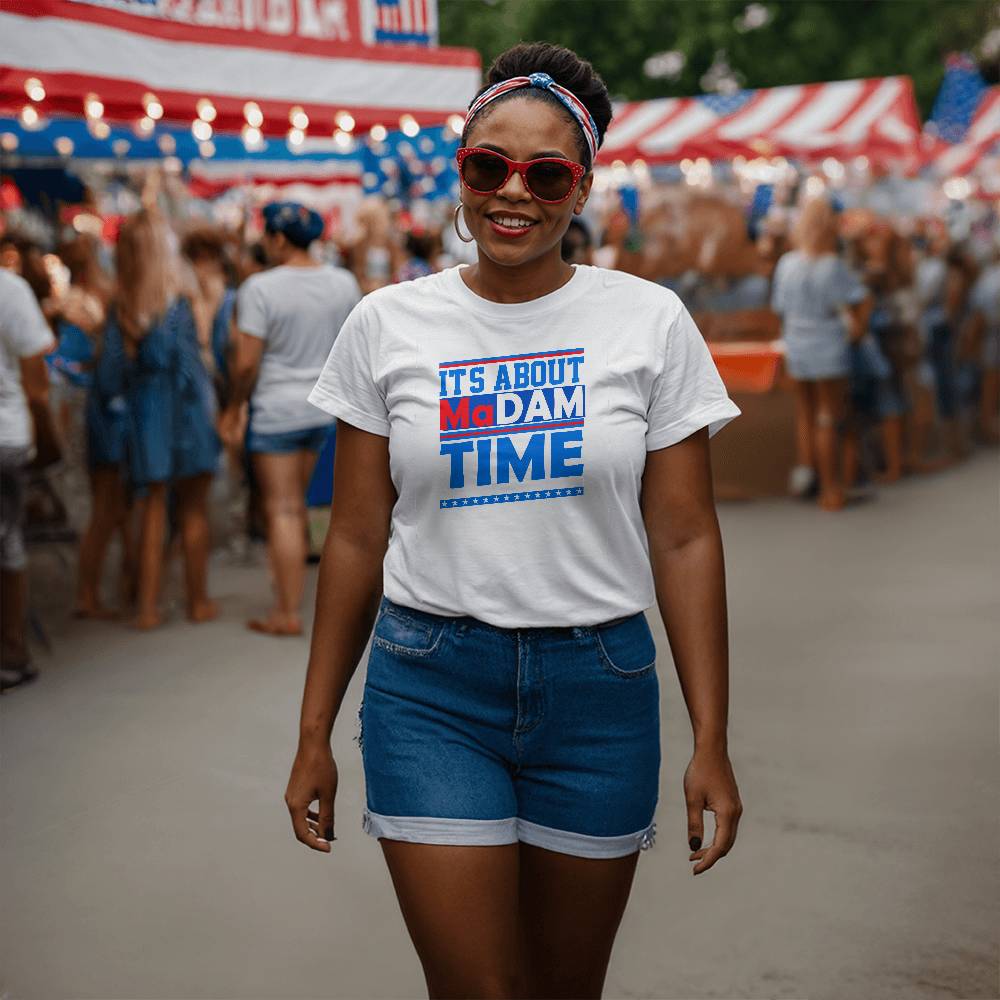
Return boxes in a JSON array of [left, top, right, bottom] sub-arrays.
[[356, 597, 661, 859], [245, 423, 331, 454]]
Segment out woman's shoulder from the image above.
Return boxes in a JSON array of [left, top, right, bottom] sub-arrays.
[[579, 265, 688, 318], [361, 267, 455, 312]]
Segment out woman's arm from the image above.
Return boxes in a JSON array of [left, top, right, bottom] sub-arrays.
[[640, 427, 743, 875], [285, 421, 396, 853]]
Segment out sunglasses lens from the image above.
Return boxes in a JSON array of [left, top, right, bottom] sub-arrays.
[[525, 161, 576, 201], [461, 152, 509, 192]]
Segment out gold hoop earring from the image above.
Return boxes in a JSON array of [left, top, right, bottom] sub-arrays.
[[453, 203, 474, 244]]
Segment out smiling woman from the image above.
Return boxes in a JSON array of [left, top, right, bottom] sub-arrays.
[[288, 40, 745, 1000]]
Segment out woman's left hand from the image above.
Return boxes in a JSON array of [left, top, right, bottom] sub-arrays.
[[684, 745, 743, 875]]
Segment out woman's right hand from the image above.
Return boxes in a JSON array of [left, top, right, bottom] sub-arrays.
[[285, 739, 339, 853]]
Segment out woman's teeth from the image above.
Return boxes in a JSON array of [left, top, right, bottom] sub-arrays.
[[492, 216, 535, 228]]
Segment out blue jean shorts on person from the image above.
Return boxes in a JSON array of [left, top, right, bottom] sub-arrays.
[[356, 597, 661, 859], [245, 423, 331, 454]]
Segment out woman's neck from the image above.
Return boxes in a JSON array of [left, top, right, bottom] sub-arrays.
[[283, 248, 318, 268], [463, 245, 575, 303]]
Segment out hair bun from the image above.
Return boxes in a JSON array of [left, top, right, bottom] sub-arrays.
[[476, 42, 613, 163]]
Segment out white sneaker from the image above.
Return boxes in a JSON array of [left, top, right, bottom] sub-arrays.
[[788, 464, 816, 497]]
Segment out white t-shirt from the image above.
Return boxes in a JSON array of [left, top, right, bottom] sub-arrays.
[[0, 270, 56, 450], [308, 264, 740, 628], [236, 264, 361, 434]]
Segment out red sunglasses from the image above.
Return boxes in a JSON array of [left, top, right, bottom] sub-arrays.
[[456, 147, 587, 204]]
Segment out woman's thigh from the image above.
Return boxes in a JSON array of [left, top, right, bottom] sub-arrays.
[[379, 840, 523, 999], [518, 841, 640, 999], [252, 452, 305, 513]]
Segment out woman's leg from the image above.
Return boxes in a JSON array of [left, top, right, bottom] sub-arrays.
[[814, 378, 848, 510], [249, 451, 310, 634], [378, 841, 524, 999], [134, 482, 167, 629], [792, 379, 816, 470], [175, 472, 217, 622], [979, 368, 1000, 444], [74, 466, 126, 617], [518, 842, 641, 999]]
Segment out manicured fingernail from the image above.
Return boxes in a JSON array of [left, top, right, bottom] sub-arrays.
[[689, 836, 701, 851]]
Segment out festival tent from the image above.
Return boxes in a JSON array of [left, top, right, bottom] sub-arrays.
[[921, 54, 1000, 178], [598, 77, 921, 166], [0, 0, 480, 139]]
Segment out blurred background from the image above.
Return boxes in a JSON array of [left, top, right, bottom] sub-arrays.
[[1, 2, 998, 998]]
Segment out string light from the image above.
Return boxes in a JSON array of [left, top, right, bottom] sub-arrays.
[[198, 140, 216, 158], [19, 105, 40, 129], [112, 139, 131, 157], [242, 125, 263, 150], [447, 114, 464, 135], [1, 132, 20, 152], [157, 134, 176, 155], [369, 123, 387, 142], [196, 98, 217, 123], [135, 116, 156, 137], [287, 127, 305, 147], [192, 119, 213, 141], [244, 102, 263, 128], [143, 93, 163, 120], [400, 114, 419, 137], [334, 129, 354, 150], [289, 106, 309, 130], [54, 137, 74, 157], [84, 93, 104, 119], [88, 120, 111, 140], [24, 77, 45, 102], [335, 111, 355, 133]]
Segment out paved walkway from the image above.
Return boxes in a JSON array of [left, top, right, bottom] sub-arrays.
[[2, 452, 997, 1000]]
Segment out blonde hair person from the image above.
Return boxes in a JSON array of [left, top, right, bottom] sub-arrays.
[[94, 207, 221, 628], [772, 195, 871, 510]]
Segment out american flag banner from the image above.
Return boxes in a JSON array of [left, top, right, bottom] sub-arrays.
[[361, 0, 437, 46], [598, 76, 920, 166], [0, 0, 474, 139], [923, 54, 1000, 177]]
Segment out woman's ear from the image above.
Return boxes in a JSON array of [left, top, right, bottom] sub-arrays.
[[574, 172, 595, 216]]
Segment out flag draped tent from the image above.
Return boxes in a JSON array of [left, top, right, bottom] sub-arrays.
[[598, 77, 921, 166], [0, 0, 479, 140], [922, 54, 1000, 178]]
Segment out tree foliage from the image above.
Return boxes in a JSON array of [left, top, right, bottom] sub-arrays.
[[439, 0, 997, 116]]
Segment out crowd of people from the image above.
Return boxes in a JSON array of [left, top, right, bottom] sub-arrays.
[[0, 170, 997, 691]]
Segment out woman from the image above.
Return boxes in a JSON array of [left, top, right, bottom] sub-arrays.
[[285, 43, 744, 999], [97, 208, 219, 628], [220, 202, 361, 636], [771, 197, 869, 510]]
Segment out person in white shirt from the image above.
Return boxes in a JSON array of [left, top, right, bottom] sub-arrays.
[[221, 203, 361, 636], [284, 43, 744, 998], [0, 268, 56, 691]]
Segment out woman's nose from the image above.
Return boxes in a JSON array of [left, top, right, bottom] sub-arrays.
[[496, 168, 532, 202]]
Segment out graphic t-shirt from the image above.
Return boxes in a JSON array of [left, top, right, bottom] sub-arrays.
[[0, 269, 56, 450], [236, 264, 361, 434], [308, 264, 741, 628]]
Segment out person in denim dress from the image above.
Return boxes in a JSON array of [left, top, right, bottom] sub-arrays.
[[285, 43, 744, 1000], [98, 210, 220, 629]]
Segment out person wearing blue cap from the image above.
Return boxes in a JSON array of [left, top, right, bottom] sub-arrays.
[[220, 201, 361, 636]]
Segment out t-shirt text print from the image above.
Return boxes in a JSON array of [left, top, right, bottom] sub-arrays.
[[307, 265, 741, 627], [438, 348, 586, 508]]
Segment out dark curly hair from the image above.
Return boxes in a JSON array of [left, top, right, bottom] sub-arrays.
[[462, 42, 613, 170]]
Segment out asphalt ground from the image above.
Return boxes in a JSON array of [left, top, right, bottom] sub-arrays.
[[2, 450, 997, 1000]]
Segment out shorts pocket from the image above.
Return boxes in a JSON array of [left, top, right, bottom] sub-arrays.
[[595, 613, 657, 678], [372, 604, 445, 658]]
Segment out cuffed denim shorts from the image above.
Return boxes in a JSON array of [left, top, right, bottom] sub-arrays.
[[245, 423, 331, 454], [355, 597, 661, 859]]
